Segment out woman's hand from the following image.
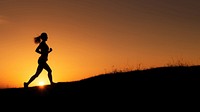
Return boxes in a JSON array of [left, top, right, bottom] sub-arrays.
[[49, 48, 53, 53]]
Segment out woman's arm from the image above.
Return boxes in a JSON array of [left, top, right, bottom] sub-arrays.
[[48, 48, 52, 53], [35, 44, 42, 54]]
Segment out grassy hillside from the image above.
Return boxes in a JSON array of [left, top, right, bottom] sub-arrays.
[[1, 65, 200, 98]]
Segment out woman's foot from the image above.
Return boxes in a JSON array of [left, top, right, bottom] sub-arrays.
[[51, 82, 55, 86], [24, 82, 28, 88]]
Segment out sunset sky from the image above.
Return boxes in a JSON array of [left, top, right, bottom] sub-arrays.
[[0, 0, 200, 88]]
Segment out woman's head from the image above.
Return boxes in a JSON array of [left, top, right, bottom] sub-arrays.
[[34, 32, 48, 44]]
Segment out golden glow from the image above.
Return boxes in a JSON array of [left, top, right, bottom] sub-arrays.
[[38, 81, 45, 86], [0, 0, 200, 89]]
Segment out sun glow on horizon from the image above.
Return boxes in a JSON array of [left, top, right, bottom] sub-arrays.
[[38, 81, 45, 86]]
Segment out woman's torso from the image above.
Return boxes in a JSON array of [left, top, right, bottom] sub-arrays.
[[39, 41, 49, 61]]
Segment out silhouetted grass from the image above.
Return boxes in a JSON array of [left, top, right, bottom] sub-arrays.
[[1, 63, 200, 103], [165, 57, 193, 67]]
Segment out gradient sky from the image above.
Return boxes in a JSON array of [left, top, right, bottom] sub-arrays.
[[0, 0, 200, 88]]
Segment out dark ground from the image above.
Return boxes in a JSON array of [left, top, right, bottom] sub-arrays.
[[1, 65, 200, 109]]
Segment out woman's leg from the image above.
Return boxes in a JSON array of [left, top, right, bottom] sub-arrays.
[[25, 64, 43, 87], [43, 63, 54, 85]]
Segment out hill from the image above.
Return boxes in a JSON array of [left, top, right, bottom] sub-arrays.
[[1, 65, 200, 99]]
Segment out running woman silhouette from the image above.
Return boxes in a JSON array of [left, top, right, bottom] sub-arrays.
[[24, 32, 54, 88]]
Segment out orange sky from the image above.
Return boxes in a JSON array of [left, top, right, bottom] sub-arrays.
[[0, 0, 200, 88]]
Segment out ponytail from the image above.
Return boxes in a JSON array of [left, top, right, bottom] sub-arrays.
[[34, 32, 48, 44], [34, 36, 41, 44]]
